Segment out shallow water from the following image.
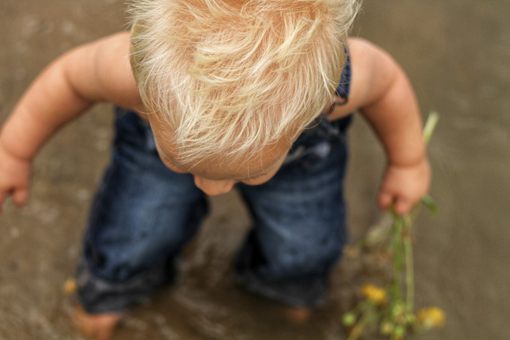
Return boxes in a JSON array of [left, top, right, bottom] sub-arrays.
[[1, 1, 509, 339]]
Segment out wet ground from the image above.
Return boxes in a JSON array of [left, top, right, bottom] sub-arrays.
[[1, 0, 509, 339]]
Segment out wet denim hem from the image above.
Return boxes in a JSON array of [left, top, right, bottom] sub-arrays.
[[234, 270, 329, 307], [76, 260, 176, 314]]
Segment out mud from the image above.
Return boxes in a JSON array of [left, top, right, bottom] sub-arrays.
[[1, 0, 509, 339]]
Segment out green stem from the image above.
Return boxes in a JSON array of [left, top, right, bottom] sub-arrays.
[[347, 311, 370, 340], [423, 111, 439, 145], [389, 212, 403, 304], [403, 215, 415, 315]]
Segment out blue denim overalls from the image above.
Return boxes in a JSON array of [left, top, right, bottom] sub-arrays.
[[77, 55, 353, 313]]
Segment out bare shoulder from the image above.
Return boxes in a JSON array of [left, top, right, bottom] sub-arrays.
[[328, 37, 399, 120], [63, 32, 144, 112], [348, 37, 397, 86], [92, 33, 144, 111]]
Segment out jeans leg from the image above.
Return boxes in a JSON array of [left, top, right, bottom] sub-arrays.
[[235, 129, 349, 307], [76, 110, 208, 314]]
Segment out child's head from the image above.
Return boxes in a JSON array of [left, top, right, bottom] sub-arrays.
[[129, 0, 358, 195]]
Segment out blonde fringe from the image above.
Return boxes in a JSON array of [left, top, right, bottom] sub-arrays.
[[129, 0, 360, 165]]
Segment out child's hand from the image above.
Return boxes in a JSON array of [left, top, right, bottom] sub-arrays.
[[0, 144, 32, 213], [378, 157, 431, 215]]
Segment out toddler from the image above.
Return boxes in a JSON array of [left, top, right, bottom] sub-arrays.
[[0, 0, 430, 339]]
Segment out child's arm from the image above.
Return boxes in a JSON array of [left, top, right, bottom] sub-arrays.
[[0, 32, 142, 212], [330, 38, 431, 215]]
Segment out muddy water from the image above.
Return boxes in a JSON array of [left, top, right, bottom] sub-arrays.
[[1, 0, 509, 339]]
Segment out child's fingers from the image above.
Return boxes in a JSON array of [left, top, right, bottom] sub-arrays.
[[394, 198, 412, 215], [378, 192, 393, 210], [12, 188, 29, 207]]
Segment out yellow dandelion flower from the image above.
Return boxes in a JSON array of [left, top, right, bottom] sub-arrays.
[[417, 307, 446, 329], [63, 278, 77, 295], [361, 284, 387, 305]]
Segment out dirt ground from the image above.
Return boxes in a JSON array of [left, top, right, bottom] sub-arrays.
[[1, 0, 509, 339]]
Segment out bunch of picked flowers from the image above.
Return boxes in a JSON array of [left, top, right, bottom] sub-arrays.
[[342, 113, 445, 340]]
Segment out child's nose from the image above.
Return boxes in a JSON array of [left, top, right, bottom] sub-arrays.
[[193, 176, 235, 196]]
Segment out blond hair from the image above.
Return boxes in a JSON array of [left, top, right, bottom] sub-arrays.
[[129, 0, 359, 166]]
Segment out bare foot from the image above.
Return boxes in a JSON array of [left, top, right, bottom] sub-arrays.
[[72, 306, 123, 340], [285, 307, 312, 323]]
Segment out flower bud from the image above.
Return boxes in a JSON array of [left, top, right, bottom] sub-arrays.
[[342, 312, 356, 327]]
